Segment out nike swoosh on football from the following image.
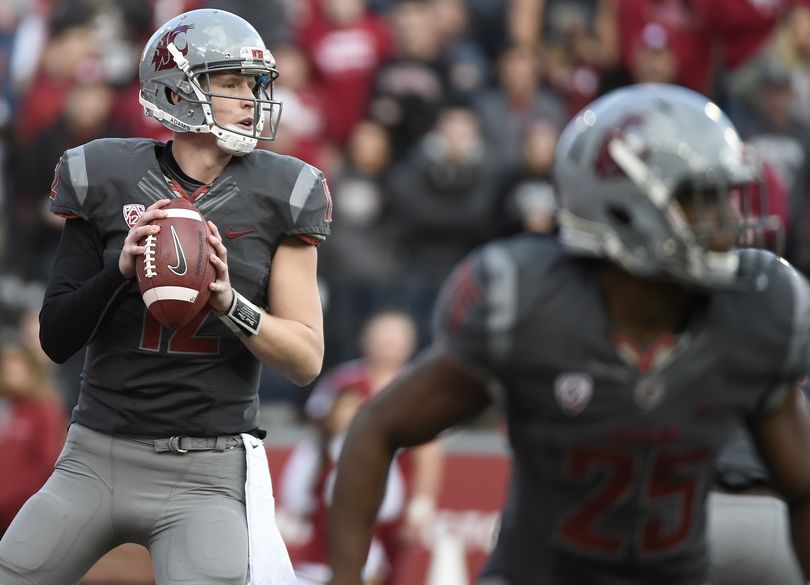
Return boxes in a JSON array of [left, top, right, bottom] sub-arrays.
[[168, 225, 188, 276], [226, 228, 256, 239]]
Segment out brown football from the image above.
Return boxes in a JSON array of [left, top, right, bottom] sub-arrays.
[[135, 197, 215, 329]]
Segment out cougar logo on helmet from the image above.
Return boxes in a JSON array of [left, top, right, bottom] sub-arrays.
[[152, 23, 195, 72], [594, 114, 649, 179]]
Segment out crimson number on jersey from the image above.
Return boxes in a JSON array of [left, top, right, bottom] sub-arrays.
[[557, 446, 711, 558], [139, 308, 220, 354]]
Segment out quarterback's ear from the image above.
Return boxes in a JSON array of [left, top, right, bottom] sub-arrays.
[[169, 89, 182, 105]]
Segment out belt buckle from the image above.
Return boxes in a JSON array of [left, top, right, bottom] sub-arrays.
[[168, 436, 188, 454]]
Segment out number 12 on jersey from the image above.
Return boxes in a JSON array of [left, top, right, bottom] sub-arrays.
[[557, 446, 711, 558], [140, 308, 220, 354]]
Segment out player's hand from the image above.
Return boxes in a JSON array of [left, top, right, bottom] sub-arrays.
[[119, 199, 171, 280], [206, 221, 235, 313]]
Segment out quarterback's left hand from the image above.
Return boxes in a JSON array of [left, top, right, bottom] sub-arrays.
[[206, 221, 235, 313]]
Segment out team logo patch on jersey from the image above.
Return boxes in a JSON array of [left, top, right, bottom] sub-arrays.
[[554, 373, 593, 416], [634, 376, 666, 410], [123, 204, 146, 228]]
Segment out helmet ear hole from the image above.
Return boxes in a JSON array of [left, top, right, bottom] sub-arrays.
[[606, 204, 632, 227], [165, 87, 179, 105]]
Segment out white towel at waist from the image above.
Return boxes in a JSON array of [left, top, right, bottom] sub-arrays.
[[242, 433, 298, 585]]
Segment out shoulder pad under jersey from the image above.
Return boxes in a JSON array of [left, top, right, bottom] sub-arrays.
[[728, 249, 810, 383], [233, 150, 332, 241], [48, 138, 160, 220], [434, 235, 564, 368]]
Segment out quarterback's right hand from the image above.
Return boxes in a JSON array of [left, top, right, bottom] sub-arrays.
[[119, 199, 171, 280]]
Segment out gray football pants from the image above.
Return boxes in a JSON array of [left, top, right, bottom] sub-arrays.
[[708, 491, 804, 585], [0, 423, 250, 585]]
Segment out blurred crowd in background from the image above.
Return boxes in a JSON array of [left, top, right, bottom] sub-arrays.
[[2, 0, 810, 421]]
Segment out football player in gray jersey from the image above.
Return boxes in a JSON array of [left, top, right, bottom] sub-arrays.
[[0, 9, 330, 585], [327, 84, 810, 585]]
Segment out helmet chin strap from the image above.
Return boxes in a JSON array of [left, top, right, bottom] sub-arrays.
[[687, 248, 740, 286], [212, 123, 258, 156]]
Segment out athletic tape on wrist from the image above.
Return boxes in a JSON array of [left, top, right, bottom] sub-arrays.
[[218, 290, 262, 336]]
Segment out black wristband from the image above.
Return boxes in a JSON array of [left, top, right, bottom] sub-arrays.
[[218, 290, 262, 336]]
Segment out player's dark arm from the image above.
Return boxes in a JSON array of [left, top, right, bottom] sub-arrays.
[[750, 384, 810, 578], [40, 201, 169, 363], [328, 346, 492, 585], [39, 218, 131, 363]]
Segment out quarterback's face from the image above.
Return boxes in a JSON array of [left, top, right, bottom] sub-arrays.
[[207, 72, 257, 132]]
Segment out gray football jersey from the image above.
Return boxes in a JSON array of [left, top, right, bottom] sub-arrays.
[[434, 235, 810, 585], [714, 380, 810, 490], [49, 138, 331, 436]]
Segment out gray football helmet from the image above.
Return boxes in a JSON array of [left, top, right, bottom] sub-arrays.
[[139, 9, 282, 156], [554, 83, 768, 288]]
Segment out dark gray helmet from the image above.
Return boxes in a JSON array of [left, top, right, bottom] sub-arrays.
[[138, 9, 282, 156], [554, 83, 768, 288]]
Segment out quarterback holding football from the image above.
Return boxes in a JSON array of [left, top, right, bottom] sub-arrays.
[[0, 9, 330, 585]]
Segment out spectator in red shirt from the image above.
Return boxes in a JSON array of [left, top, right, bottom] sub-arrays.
[[14, 22, 98, 147], [597, 0, 712, 93], [0, 343, 67, 538], [630, 22, 679, 84], [707, 0, 783, 73], [297, 0, 394, 145], [7, 77, 118, 282]]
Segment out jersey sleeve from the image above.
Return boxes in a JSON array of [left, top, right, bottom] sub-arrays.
[[778, 263, 810, 381], [285, 163, 332, 245], [746, 252, 810, 413], [433, 243, 520, 370], [48, 146, 90, 220]]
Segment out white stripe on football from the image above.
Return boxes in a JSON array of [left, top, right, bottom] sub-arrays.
[[164, 208, 204, 221], [142, 285, 199, 307]]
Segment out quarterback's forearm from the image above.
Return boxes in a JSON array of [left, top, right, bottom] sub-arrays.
[[243, 314, 323, 386], [328, 413, 397, 584], [244, 237, 323, 386], [789, 497, 810, 579]]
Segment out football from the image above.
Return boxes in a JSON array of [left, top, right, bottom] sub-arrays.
[[135, 197, 215, 329]]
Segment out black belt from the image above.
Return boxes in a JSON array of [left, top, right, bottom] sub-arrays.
[[154, 435, 244, 454]]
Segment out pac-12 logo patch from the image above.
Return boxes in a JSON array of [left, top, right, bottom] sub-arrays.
[[634, 376, 666, 410], [554, 373, 593, 416], [123, 204, 145, 228]]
